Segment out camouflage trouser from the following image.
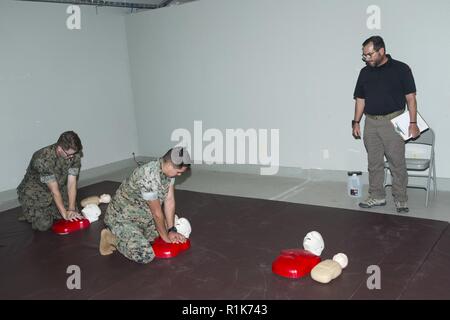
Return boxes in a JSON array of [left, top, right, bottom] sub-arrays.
[[17, 185, 68, 231], [105, 203, 158, 264]]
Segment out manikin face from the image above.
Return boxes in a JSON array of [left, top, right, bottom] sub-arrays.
[[81, 204, 101, 223], [175, 216, 192, 238], [362, 43, 385, 67], [303, 231, 325, 256]]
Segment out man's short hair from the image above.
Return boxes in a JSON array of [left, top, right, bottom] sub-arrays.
[[57, 131, 83, 153], [162, 147, 192, 169], [363, 35, 386, 51]]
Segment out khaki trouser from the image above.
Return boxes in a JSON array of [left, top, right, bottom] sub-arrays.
[[363, 115, 408, 202]]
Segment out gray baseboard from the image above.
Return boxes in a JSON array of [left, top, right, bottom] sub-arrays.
[[2, 158, 449, 212], [0, 156, 152, 212], [190, 163, 450, 191], [190, 163, 360, 182]]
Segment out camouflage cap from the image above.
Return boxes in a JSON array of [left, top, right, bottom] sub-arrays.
[[170, 147, 192, 166]]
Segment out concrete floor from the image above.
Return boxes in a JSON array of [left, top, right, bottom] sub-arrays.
[[103, 166, 450, 223]]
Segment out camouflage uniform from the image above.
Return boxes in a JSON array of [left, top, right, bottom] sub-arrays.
[[17, 144, 81, 231], [104, 159, 175, 264]]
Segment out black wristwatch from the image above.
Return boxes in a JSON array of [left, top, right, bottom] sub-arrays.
[[168, 226, 177, 233], [352, 120, 360, 127]]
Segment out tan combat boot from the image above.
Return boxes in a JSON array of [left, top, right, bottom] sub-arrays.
[[99, 228, 117, 255]]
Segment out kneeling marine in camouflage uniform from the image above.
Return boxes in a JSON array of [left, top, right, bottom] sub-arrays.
[[17, 131, 84, 231], [100, 147, 191, 263]]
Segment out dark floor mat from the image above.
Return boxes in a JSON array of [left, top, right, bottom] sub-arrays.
[[0, 181, 448, 299]]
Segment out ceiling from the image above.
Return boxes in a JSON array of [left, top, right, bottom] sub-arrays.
[[17, 0, 198, 10]]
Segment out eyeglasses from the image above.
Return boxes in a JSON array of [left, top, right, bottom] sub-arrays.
[[362, 50, 379, 61], [61, 148, 78, 159]]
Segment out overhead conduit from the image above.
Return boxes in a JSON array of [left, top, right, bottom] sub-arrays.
[[17, 0, 176, 10]]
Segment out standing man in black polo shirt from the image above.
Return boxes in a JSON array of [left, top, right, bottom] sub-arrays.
[[352, 36, 420, 213]]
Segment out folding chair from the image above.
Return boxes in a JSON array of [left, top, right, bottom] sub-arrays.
[[383, 128, 437, 207]]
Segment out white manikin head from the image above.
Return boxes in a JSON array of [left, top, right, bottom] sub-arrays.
[[175, 214, 192, 238], [303, 231, 325, 256], [99, 194, 111, 204], [332, 253, 348, 269], [81, 204, 101, 222]]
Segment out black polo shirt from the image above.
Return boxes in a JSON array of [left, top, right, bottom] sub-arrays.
[[353, 54, 416, 115]]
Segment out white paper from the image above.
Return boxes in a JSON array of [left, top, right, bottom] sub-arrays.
[[390, 111, 429, 141]]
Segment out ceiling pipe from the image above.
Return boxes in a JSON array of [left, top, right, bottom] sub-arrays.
[[17, 0, 159, 10], [158, 0, 174, 8]]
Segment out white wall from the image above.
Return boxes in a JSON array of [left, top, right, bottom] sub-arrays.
[[126, 0, 450, 177], [0, 1, 139, 192], [1, 0, 448, 195]]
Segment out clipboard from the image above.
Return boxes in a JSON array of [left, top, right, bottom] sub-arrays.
[[390, 111, 429, 141]]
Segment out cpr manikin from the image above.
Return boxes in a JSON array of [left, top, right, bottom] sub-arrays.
[[81, 204, 102, 223], [174, 214, 192, 238], [52, 193, 108, 234], [80, 194, 111, 208], [79, 194, 111, 223], [152, 214, 192, 258], [303, 231, 325, 256], [271, 231, 325, 278], [311, 253, 349, 284]]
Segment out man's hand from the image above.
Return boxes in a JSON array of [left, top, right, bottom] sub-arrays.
[[62, 209, 83, 221], [353, 98, 365, 139], [352, 123, 361, 139], [168, 231, 186, 244], [409, 123, 420, 139]]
